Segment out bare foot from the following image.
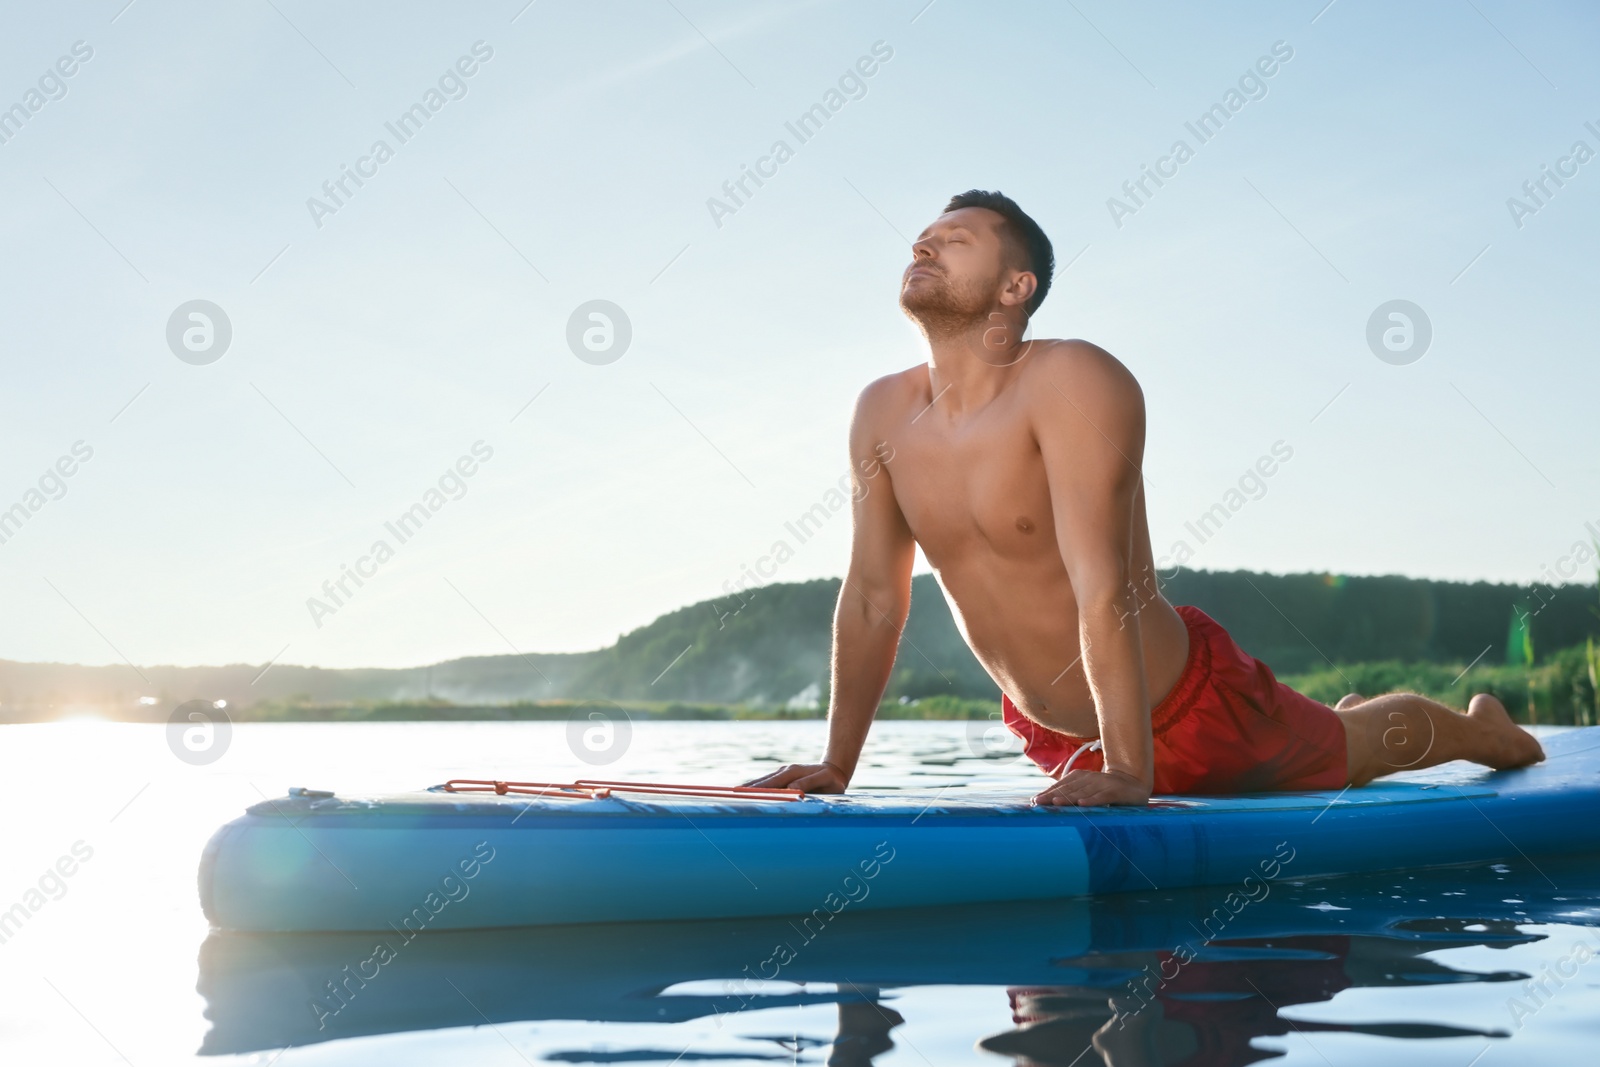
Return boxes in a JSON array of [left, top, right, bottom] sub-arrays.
[[1466, 693, 1545, 769], [1335, 693, 1367, 710]]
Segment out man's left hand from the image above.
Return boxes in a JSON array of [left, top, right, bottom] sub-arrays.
[[1031, 768, 1151, 808]]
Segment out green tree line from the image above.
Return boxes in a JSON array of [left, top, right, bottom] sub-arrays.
[[566, 568, 1600, 724]]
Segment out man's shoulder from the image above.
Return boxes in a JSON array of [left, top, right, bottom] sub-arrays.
[[1020, 338, 1135, 381], [854, 364, 928, 415], [1018, 338, 1142, 404]]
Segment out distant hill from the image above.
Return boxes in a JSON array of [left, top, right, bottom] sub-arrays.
[[0, 650, 598, 721], [2, 568, 1596, 721]]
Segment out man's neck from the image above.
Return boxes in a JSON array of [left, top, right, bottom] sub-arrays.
[[922, 317, 1030, 415]]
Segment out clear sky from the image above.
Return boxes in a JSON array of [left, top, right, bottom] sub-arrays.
[[1, 0, 1596, 670]]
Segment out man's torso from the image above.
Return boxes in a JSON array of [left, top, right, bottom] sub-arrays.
[[866, 340, 1189, 737]]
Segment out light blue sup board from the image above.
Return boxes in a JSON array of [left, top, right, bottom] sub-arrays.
[[199, 728, 1600, 932]]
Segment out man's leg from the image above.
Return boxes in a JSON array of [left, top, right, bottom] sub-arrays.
[[1333, 692, 1545, 787]]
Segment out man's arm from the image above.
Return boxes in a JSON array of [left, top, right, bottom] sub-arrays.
[[743, 380, 914, 792], [1030, 344, 1153, 807]]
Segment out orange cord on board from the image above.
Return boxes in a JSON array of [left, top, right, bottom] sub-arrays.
[[440, 778, 808, 801]]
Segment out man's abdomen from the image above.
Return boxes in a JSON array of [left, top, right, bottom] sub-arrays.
[[931, 560, 1191, 736]]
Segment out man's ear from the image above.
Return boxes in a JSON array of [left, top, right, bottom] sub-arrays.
[[1000, 269, 1037, 309]]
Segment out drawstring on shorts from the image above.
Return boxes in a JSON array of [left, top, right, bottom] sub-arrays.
[[1060, 738, 1103, 775]]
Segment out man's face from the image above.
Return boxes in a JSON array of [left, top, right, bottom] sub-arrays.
[[899, 207, 1012, 331]]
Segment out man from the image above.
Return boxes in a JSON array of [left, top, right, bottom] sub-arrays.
[[749, 189, 1544, 807]]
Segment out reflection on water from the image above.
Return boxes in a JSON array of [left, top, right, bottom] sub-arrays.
[[980, 932, 1513, 1067], [3, 721, 1596, 1065], [200, 853, 1600, 1065]]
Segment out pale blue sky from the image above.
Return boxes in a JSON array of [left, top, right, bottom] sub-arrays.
[[1, 0, 1596, 669]]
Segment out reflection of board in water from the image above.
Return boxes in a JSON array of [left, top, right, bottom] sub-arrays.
[[198, 855, 1599, 1060]]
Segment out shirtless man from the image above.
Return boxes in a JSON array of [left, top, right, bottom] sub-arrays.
[[749, 189, 1544, 807]]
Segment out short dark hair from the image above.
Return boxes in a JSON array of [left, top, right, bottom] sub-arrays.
[[942, 189, 1054, 315]]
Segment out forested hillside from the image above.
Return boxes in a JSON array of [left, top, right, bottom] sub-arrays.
[[560, 569, 1600, 706], [3, 569, 1596, 718]]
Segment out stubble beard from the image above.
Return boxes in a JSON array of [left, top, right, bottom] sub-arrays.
[[899, 271, 992, 339]]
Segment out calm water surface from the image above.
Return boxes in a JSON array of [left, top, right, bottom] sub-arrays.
[[1, 720, 1596, 1065]]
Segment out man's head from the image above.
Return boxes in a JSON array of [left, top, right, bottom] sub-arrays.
[[899, 190, 1054, 336]]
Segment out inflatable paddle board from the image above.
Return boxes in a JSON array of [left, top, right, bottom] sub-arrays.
[[198, 727, 1600, 932]]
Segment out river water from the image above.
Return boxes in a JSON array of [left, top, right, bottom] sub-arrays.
[[1, 720, 1596, 1065]]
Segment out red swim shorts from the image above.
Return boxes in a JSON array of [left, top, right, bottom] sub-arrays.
[[1001, 605, 1348, 794]]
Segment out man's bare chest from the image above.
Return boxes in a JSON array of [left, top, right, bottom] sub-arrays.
[[884, 417, 1058, 564]]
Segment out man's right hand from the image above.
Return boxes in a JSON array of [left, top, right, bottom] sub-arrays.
[[742, 761, 849, 793]]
